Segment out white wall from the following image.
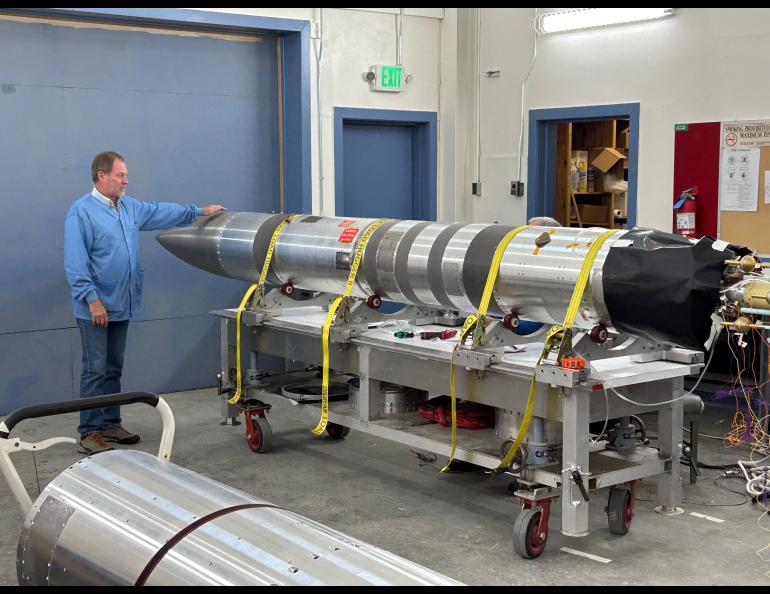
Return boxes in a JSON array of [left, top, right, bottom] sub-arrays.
[[466, 7, 770, 231], [195, 8, 443, 218], [190, 8, 770, 232]]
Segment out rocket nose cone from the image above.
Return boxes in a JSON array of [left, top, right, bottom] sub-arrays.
[[157, 213, 230, 277]]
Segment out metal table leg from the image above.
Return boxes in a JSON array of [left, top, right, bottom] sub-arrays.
[[560, 387, 591, 537], [656, 378, 684, 515]]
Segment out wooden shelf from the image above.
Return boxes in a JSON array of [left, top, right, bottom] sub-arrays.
[[556, 118, 628, 229]]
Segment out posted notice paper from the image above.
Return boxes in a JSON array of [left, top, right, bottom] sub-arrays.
[[721, 147, 760, 211]]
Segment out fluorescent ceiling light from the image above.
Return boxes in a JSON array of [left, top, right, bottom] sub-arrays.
[[535, 8, 676, 35]]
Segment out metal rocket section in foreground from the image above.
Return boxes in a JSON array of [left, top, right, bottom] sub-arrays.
[[158, 212, 738, 349]]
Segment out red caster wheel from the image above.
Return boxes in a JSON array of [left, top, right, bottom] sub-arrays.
[[513, 507, 548, 559], [246, 416, 273, 453], [366, 295, 382, 309], [280, 282, 295, 296]]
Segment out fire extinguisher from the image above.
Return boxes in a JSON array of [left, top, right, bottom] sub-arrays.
[[673, 186, 698, 238]]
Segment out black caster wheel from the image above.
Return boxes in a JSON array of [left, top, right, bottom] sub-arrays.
[[326, 423, 350, 440], [246, 416, 273, 453], [513, 508, 547, 559], [607, 486, 633, 535]]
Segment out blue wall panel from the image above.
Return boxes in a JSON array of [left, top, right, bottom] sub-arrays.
[[0, 19, 280, 413], [0, 330, 80, 412], [108, 317, 222, 395]]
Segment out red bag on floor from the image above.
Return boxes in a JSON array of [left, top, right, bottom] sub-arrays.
[[417, 395, 495, 430]]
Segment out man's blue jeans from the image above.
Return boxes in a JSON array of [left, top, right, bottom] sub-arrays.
[[76, 318, 130, 436]]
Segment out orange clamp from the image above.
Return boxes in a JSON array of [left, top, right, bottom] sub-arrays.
[[561, 356, 586, 370]]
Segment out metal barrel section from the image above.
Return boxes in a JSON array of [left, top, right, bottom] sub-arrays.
[[17, 450, 461, 586], [159, 212, 626, 329]]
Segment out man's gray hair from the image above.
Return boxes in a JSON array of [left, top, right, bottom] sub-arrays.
[[91, 151, 125, 183], [527, 216, 562, 227]]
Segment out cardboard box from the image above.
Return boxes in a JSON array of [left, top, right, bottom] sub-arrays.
[[571, 150, 588, 192], [576, 203, 610, 224], [589, 147, 626, 173]]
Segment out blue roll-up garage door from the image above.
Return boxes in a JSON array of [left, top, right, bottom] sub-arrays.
[[0, 16, 280, 413]]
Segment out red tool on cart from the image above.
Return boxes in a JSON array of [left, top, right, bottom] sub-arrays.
[[420, 329, 457, 340]]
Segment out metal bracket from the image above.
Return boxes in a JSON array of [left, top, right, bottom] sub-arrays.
[[663, 348, 704, 364], [1, 436, 77, 516], [329, 326, 358, 343], [2, 436, 76, 454], [514, 486, 560, 502], [571, 331, 671, 363], [247, 288, 336, 323], [453, 347, 500, 370], [343, 300, 453, 327], [536, 363, 586, 387], [473, 320, 522, 348]]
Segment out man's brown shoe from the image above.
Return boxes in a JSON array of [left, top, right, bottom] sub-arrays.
[[78, 432, 114, 455], [102, 425, 140, 444]]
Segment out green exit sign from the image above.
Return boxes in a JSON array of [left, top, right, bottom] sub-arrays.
[[370, 65, 405, 93]]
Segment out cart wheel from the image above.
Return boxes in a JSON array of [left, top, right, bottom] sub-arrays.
[[607, 487, 633, 535], [246, 416, 273, 453], [513, 508, 547, 559], [326, 423, 350, 440]]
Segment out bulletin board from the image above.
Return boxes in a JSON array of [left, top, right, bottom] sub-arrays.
[[718, 121, 770, 254], [672, 120, 770, 254]]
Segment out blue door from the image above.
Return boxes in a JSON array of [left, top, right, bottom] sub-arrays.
[[334, 108, 437, 222], [334, 109, 437, 312], [341, 123, 416, 219], [0, 17, 280, 412]]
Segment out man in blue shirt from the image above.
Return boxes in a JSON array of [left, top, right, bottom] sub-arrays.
[[64, 151, 226, 454]]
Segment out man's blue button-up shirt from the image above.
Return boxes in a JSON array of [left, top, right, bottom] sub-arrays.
[[64, 189, 204, 321]]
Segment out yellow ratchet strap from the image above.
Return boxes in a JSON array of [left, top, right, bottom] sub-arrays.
[[496, 228, 620, 470], [442, 225, 530, 472], [311, 219, 388, 435], [229, 214, 299, 405]]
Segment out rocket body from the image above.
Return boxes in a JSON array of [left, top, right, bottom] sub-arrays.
[[158, 213, 734, 349]]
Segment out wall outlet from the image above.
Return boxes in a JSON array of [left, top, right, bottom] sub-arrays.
[[511, 181, 525, 196]]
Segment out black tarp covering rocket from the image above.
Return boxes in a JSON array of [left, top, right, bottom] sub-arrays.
[[602, 229, 737, 350]]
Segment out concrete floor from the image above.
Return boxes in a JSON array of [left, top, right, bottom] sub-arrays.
[[1, 388, 768, 585]]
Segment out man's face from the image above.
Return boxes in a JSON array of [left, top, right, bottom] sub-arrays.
[[97, 159, 128, 200]]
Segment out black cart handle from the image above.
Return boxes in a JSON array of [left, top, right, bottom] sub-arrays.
[[0, 392, 160, 438]]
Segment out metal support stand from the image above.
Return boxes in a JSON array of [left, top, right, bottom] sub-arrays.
[[655, 378, 685, 515], [560, 388, 591, 537]]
